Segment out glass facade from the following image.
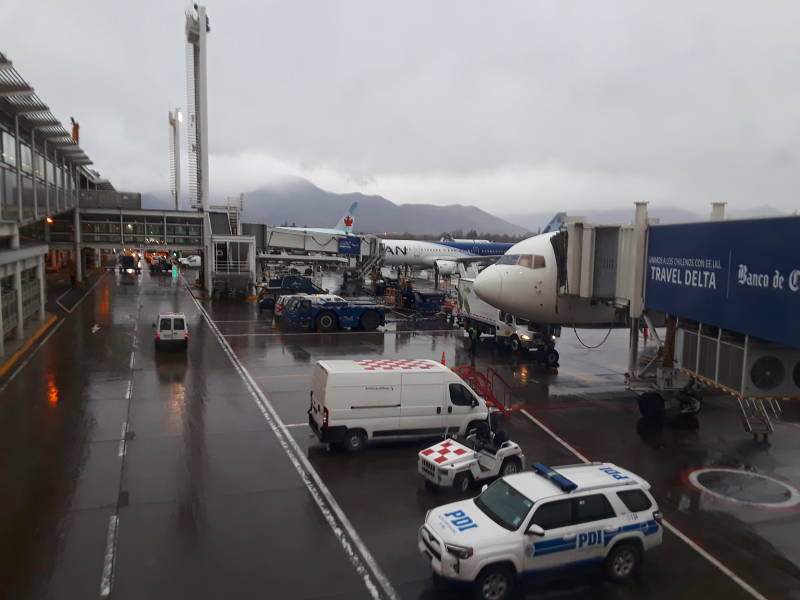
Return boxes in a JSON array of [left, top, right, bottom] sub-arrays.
[[21, 176, 33, 219], [1, 168, 18, 220], [1, 131, 16, 166], [20, 144, 32, 173], [34, 153, 44, 179]]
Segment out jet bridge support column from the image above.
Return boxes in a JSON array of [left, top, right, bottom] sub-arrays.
[[627, 202, 648, 375]]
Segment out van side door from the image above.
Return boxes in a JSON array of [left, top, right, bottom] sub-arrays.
[[398, 372, 446, 436]]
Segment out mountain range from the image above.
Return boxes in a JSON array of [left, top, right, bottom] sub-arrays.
[[501, 205, 787, 232], [142, 176, 788, 235]]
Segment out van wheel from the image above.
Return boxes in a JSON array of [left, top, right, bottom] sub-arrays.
[[605, 542, 641, 581], [359, 310, 380, 331], [500, 457, 521, 477], [453, 472, 471, 494], [509, 336, 521, 352], [316, 311, 338, 332], [473, 564, 514, 600], [343, 429, 366, 452]]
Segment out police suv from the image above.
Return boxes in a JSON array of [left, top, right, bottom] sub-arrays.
[[419, 462, 662, 600]]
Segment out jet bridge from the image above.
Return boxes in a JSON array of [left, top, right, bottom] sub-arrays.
[[552, 204, 800, 438]]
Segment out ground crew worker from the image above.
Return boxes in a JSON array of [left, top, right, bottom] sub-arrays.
[[469, 325, 479, 354]]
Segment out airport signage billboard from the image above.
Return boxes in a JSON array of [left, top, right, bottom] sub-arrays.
[[338, 236, 362, 255], [645, 216, 800, 349]]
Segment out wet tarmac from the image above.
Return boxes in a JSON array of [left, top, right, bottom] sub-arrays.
[[1, 269, 799, 599]]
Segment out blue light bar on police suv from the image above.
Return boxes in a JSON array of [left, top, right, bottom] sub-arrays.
[[531, 463, 578, 492]]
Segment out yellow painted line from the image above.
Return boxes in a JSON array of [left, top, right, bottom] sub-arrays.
[[0, 314, 58, 378], [555, 367, 606, 384]]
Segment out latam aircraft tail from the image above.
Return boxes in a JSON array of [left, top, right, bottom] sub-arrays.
[[542, 212, 567, 234], [334, 202, 359, 233]]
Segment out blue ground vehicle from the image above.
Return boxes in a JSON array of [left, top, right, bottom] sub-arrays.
[[282, 296, 385, 332], [257, 276, 328, 311]]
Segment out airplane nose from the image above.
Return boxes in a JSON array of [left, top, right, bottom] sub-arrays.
[[474, 266, 503, 307]]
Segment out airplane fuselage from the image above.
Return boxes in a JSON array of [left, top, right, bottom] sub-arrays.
[[473, 232, 620, 325], [381, 240, 513, 269]]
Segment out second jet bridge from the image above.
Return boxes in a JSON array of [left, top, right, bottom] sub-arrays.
[[554, 218, 640, 312]]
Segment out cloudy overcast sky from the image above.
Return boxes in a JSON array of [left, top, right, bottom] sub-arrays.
[[4, 1, 800, 215]]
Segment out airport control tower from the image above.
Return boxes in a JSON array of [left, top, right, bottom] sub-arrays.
[[185, 4, 212, 293]]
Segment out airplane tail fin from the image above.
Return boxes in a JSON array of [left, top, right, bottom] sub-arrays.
[[334, 202, 358, 233], [541, 212, 567, 233]]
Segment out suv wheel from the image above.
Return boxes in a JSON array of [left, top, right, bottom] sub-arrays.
[[343, 429, 366, 452], [509, 336, 521, 352], [605, 542, 641, 581], [473, 564, 514, 600]]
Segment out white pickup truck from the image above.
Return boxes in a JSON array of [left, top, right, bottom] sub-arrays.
[[456, 278, 561, 366]]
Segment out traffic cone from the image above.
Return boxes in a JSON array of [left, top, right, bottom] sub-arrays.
[[441, 351, 446, 365]]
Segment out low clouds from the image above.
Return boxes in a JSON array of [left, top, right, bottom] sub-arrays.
[[4, 1, 800, 213]]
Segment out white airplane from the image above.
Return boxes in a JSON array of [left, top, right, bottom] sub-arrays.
[[279, 202, 358, 236], [473, 231, 621, 325], [381, 238, 514, 275]]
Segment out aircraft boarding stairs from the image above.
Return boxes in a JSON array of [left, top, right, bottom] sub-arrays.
[[453, 366, 518, 416], [737, 397, 782, 437]]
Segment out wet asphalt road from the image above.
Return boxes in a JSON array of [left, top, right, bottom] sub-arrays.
[[2, 270, 799, 599]]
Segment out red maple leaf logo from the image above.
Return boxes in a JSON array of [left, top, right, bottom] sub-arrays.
[[344, 216, 354, 227]]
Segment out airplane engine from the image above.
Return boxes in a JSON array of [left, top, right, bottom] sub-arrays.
[[434, 260, 459, 276]]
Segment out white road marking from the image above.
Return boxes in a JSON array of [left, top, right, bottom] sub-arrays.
[[91, 324, 101, 334], [188, 291, 398, 600], [56, 272, 107, 314], [55, 288, 72, 313], [281, 422, 307, 428], [118, 421, 127, 457], [129, 351, 135, 370], [519, 409, 768, 600], [520, 409, 591, 463], [125, 380, 132, 401], [99, 514, 118, 597], [0, 319, 64, 394]]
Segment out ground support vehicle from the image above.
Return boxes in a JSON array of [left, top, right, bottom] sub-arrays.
[[418, 428, 525, 493], [456, 278, 560, 366], [153, 312, 189, 350], [284, 296, 385, 332], [419, 462, 662, 600], [399, 290, 447, 314], [257, 275, 327, 310], [308, 359, 492, 451]]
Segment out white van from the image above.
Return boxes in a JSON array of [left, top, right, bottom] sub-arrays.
[[154, 312, 189, 349], [308, 359, 491, 451]]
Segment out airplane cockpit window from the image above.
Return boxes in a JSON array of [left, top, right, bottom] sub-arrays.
[[495, 254, 545, 270], [496, 254, 519, 265]]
